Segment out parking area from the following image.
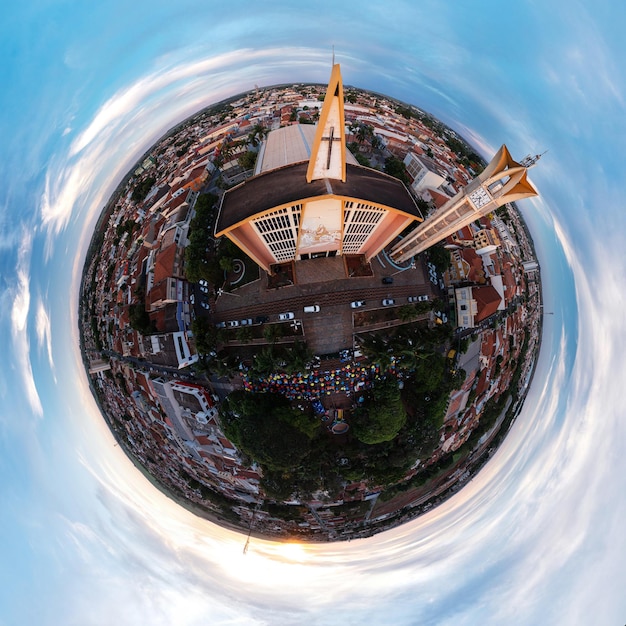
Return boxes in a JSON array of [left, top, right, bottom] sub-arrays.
[[208, 253, 436, 354]]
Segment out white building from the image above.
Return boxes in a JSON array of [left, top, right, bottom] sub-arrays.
[[403, 151, 447, 194]]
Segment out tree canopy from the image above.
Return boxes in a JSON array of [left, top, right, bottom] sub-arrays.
[[219, 391, 315, 471], [352, 378, 407, 445], [383, 156, 410, 185], [184, 193, 219, 284]]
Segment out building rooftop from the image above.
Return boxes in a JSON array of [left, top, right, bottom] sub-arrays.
[[216, 162, 421, 234], [256, 124, 359, 175]]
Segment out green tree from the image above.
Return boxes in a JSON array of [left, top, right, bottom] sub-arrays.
[[354, 122, 374, 145], [354, 152, 371, 167], [250, 345, 279, 376], [247, 123, 268, 147], [131, 175, 156, 203], [357, 332, 392, 369], [263, 324, 283, 344], [383, 156, 410, 184], [428, 245, 451, 274], [238, 150, 257, 170], [398, 304, 417, 322], [236, 326, 253, 343], [184, 192, 219, 283], [411, 353, 447, 394], [128, 304, 154, 335], [283, 340, 314, 374], [352, 378, 407, 445], [220, 391, 312, 471], [219, 256, 234, 272], [191, 317, 219, 355]]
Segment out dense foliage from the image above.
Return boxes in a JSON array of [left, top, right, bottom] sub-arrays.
[[184, 192, 219, 284], [131, 175, 156, 203], [128, 303, 154, 335], [383, 156, 410, 185], [428, 245, 452, 274], [351, 378, 407, 444], [219, 391, 318, 472]]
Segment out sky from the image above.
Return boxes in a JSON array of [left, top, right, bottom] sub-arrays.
[[1, 1, 626, 624]]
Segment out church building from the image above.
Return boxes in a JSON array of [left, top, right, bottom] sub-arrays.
[[214, 64, 423, 272]]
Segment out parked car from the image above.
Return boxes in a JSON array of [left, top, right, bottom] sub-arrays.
[[240, 318, 253, 325], [407, 296, 418, 303], [278, 312, 295, 320], [227, 320, 240, 327], [382, 276, 394, 284], [189, 294, 195, 305], [215, 321, 226, 328], [418, 294, 429, 302], [382, 298, 395, 306], [303, 305, 320, 313], [198, 279, 208, 287], [200, 301, 210, 310], [350, 300, 365, 308], [254, 315, 269, 324]]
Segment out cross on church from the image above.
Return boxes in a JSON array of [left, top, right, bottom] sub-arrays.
[[321, 126, 341, 170]]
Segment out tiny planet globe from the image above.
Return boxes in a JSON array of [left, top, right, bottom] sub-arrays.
[[80, 64, 542, 541]]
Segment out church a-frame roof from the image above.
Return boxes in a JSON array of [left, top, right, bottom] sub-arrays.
[[215, 162, 421, 235]]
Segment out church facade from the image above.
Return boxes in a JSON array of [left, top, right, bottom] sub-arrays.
[[214, 64, 423, 272]]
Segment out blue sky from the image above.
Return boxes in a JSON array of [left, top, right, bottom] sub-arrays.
[[2, 1, 626, 624]]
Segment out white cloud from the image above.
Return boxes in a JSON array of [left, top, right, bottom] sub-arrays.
[[10, 231, 42, 417], [13, 19, 626, 624], [39, 46, 334, 259], [35, 299, 55, 379]]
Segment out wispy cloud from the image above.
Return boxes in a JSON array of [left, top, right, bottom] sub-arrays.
[[35, 299, 55, 380], [40, 47, 333, 245], [7, 8, 626, 623], [10, 231, 42, 417]]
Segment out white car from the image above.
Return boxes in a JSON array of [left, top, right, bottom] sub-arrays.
[[382, 298, 395, 306], [278, 312, 295, 320], [350, 300, 365, 308], [240, 318, 253, 325], [418, 295, 429, 302], [227, 320, 240, 327], [407, 296, 418, 303]]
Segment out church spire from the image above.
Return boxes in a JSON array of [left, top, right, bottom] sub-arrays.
[[306, 63, 347, 183]]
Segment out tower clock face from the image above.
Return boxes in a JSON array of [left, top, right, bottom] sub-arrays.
[[469, 187, 491, 209]]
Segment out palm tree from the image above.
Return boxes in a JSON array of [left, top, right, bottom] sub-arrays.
[[236, 327, 253, 344], [283, 341, 314, 374], [263, 324, 283, 344], [398, 304, 417, 322], [354, 122, 374, 146], [251, 346, 278, 377], [357, 333, 393, 369], [395, 347, 428, 372], [248, 123, 268, 147]]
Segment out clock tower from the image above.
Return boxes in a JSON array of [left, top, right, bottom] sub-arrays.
[[390, 145, 540, 263]]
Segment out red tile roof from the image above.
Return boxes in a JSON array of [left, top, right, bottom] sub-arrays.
[[473, 286, 502, 322], [153, 243, 178, 284]]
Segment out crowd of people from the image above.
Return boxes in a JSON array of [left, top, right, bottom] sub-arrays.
[[242, 361, 398, 401]]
